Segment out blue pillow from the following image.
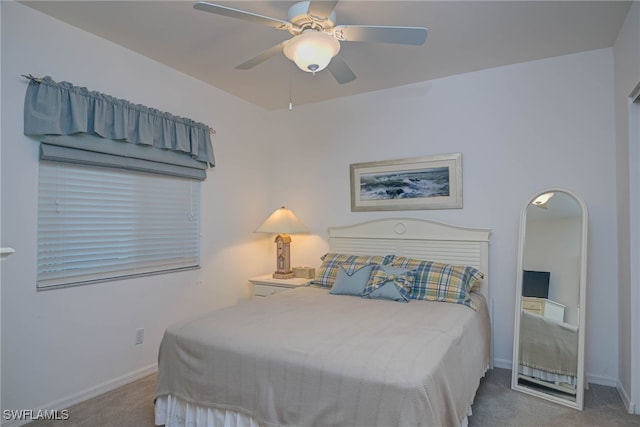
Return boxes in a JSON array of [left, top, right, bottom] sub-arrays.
[[329, 264, 375, 296], [363, 265, 414, 302]]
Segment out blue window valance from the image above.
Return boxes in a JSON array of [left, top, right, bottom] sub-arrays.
[[23, 76, 215, 167]]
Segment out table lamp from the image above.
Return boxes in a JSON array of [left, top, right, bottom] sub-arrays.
[[255, 206, 309, 279]]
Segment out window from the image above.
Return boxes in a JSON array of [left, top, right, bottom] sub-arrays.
[[24, 77, 212, 290], [37, 161, 200, 289]]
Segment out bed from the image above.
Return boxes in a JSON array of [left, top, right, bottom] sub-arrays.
[[518, 311, 578, 395], [155, 218, 492, 427]]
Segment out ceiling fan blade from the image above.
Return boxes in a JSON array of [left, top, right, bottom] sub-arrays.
[[333, 25, 427, 45], [327, 55, 356, 84], [194, 2, 294, 31], [306, 1, 339, 21], [235, 42, 286, 70]]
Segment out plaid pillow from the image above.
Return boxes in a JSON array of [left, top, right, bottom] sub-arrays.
[[391, 257, 484, 310], [363, 265, 414, 302], [312, 253, 394, 288]]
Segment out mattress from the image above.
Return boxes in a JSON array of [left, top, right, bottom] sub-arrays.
[[155, 286, 491, 427]]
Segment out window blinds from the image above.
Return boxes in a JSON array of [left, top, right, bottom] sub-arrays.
[[37, 161, 200, 289]]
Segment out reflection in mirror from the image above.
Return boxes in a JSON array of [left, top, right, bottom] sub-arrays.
[[511, 189, 588, 410]]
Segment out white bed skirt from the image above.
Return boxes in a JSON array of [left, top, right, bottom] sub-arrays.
[[155, 395, 472, 427], [155, 395, 260, 427], [518, 365, 577, 387]]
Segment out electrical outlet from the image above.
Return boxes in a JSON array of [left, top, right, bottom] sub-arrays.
[[135, 328, 144, 345]]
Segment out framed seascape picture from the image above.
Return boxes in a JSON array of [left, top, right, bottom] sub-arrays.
[[350, 153, 462, 211]]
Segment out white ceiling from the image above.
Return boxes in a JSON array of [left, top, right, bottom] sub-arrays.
[[21, 1, 631, 110]]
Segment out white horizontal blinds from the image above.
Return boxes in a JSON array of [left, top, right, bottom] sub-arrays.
[[37, 162, 200, 289]]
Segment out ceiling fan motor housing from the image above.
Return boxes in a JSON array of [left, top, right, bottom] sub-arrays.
[[287, 1, 337, 34]]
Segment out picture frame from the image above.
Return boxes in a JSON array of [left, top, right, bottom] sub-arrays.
[[350, 153, 462, 211]]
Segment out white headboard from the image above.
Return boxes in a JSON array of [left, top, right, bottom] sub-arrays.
[[328, 217, 491, 301]]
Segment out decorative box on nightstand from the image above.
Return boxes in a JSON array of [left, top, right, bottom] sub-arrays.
[[248, 274, 310, 298], [293, 266, 315, 279]]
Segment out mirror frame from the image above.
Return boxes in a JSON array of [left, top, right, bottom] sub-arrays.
[[511, 188, 588, 410]]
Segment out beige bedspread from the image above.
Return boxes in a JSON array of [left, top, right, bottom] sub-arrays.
[[156, 286, 490, 427], [519, 311, 578, 376]]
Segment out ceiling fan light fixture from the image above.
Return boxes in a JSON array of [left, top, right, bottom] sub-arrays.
[[283, 31, 340, 74], [532, 192, 554, 208]]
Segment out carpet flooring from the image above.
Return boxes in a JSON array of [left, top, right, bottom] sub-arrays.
[[469, 368, 639, 426], [26, 367, 639, 427]]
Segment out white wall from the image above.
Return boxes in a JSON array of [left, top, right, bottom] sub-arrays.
[[267, 48, 619, 384], [0, 1, 276, 417], [613, 0, 640, 414]]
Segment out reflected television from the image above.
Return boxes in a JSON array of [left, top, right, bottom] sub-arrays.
[[522, 270, 550, 299]]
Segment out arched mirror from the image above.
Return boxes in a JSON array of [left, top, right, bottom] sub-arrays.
[[511, 188, 588, 410]]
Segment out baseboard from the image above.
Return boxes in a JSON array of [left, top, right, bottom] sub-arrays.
[[492, 357, 513, 370], [616, 380, 635, 414], [587, 372, 618, 387], [1, 363, 157, 427]]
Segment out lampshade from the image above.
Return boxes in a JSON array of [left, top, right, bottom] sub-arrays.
[[255, 206, 309, 235], [283, 31, 340, 74]]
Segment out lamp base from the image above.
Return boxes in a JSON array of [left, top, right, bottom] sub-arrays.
[[273, 271, 295, 279]]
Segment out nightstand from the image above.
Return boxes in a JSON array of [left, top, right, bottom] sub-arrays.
[[249, 274, 310, 298], [522, 296, 566, 322]]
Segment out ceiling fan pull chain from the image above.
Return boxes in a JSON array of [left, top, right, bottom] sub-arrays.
[[288, 62, 294, 111]]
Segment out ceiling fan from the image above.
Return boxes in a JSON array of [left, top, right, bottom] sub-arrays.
[[193, 1, 427, 84]]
